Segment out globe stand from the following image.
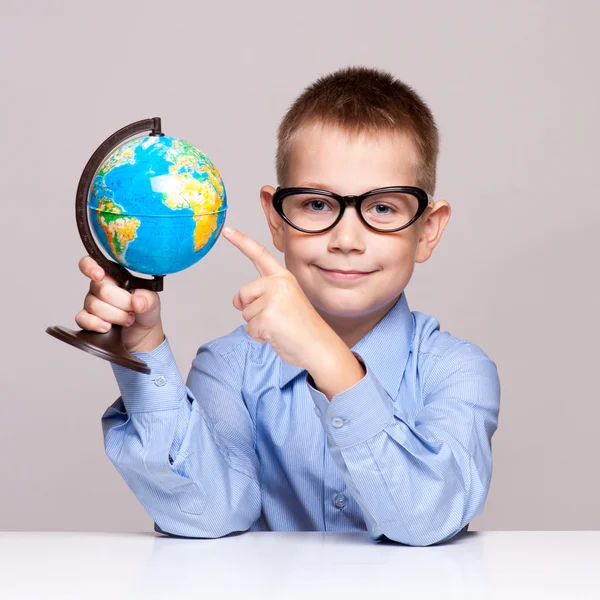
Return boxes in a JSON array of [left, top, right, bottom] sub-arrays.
[[45, 118, 167, 374], [46, 324, 152, 373]]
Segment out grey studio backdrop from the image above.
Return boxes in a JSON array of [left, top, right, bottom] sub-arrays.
[[1, 1, 598, 533]]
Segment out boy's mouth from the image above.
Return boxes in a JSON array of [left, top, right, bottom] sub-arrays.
[[316, 266, 375, 280]]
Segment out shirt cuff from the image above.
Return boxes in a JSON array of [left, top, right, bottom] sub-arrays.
[[110, 335, 188, 413], [306, 351, 396, 448]]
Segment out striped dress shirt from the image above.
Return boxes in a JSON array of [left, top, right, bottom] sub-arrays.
[[102, 291, 500, 546]]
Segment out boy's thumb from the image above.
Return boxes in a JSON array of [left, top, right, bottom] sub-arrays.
[[132, 291, 149, 313]]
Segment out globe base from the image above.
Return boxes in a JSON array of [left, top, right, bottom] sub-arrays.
[[45, 324, 150, 374]]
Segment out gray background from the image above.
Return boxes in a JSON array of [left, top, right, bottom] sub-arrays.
[[1, 0, 598, 532]]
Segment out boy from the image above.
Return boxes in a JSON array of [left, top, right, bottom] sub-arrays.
[[80, 66, 500, 546]]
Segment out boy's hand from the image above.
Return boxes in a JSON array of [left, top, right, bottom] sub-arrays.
[[222, 227, 341, 370], [76, 256, 164, 353]]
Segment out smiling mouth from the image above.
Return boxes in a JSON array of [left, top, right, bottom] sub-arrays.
[[316, 266, 375, 280]]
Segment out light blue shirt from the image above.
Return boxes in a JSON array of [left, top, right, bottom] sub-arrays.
[[102, 291, 500, 546]]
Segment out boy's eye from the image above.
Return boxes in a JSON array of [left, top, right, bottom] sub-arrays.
[[363, 193, 417, 222], [304, 199, 333, 211], [368, 204, 395, 215], [281, 194, 340, 228]]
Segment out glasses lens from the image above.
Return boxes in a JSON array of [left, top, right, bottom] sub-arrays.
[[361, 191, 419, 230], [281, 193, 341, 231]]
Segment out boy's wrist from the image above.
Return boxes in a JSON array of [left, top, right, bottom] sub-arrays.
[[305, 337, 366, 401], [128, 324, 165, 354]]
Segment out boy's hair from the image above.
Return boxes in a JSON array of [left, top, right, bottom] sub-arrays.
[[276, 65, 440, 196]]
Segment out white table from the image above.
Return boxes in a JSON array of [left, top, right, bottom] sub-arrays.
[[1, 531, 598, 599]]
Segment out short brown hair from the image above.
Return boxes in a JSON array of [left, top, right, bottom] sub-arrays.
[[275, 65, 440, 195]]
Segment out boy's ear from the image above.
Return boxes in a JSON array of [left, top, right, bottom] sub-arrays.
[[260, 185, 285, 252], [415, 199, 451, 263]]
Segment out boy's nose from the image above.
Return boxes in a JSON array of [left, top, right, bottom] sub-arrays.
[[326, 205, 367, 252]]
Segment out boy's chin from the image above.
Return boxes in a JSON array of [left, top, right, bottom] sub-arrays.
[[307, 284, 406, 321], [310, 294, 384, 321]]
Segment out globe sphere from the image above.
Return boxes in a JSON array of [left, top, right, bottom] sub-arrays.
[[88, 134, 227, 275]]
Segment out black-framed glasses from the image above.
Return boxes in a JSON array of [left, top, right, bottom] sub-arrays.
[[272, 186, 433, 234]]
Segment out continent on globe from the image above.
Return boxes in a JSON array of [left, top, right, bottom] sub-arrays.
[[161, 138, 225, 253], [95, 199, 141, 262], [88, 134, 227, 276]]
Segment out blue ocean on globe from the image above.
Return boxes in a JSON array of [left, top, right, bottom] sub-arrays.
[[88, 134, 227, 275]]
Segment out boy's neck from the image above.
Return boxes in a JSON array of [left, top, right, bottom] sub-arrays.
[[315, 294, 401, 349]]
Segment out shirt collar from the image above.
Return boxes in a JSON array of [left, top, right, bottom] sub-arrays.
[[279, 291, 415, 399]]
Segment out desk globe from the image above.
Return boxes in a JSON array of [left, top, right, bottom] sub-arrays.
[[45, 118, 227, 374]]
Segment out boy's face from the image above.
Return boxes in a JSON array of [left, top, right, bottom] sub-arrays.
[[260, 122, 450, 322]]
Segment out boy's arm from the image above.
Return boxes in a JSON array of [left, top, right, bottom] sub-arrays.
[[101, 335, 261, 538], [307, 341, 500, 547]]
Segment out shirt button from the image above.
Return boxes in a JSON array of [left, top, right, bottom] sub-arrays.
[[154, 376, 167, 387], [314, 407, 321, 417], [334, 493, 347, 509], [331, 417, 344, 428]]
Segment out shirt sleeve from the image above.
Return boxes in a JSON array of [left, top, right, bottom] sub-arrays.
[[306, 341, 501, 546], [101, 335, 261, 538]]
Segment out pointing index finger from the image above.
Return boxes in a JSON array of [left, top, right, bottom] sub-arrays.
[[222, 227, 283, 277]]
